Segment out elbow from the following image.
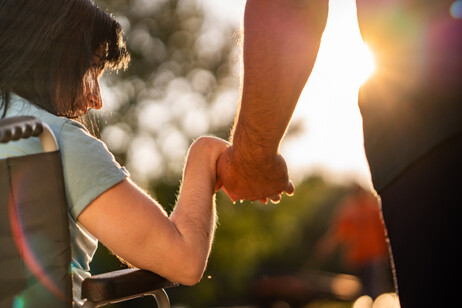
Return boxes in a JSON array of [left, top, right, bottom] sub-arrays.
[[177, 270, 204, 286], [158, 222, 213, 285], [174, 253, 208, 286], [165, 264, 205, 286], [158, 249, 208, 286]]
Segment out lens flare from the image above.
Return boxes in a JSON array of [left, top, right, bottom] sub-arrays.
[[8, 169, 67, 302], [373, 293, 401, 308], [450, 1, 462, 19], [12, 296, 25, 308], [353, 295, 373, 308], [356, 43, 376, 86]]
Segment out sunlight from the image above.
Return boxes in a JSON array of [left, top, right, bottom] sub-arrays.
[[200, 0, 377, 187], [450, 0, 462, 19], [313, 30, 376, 89], [314, 0, 376, 89], [353, 293, 401, 308], [353, 43, 376, 86], [282, 0, 375, 187]]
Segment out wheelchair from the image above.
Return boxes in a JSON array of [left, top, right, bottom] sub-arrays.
[[0, 116, 177, 307]]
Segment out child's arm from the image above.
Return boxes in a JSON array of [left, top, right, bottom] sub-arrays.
[[78, 136, 228, 285], [169, 136, 228, 280]]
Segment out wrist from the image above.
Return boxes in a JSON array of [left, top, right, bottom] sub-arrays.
[[226, 144, 280, 179], [232, 122, 280, 160]]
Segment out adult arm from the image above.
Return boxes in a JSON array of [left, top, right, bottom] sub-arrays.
[[78, 137, 228, 286], [217, 0, 329, 203]]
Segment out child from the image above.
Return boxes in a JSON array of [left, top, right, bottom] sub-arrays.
[[0, 0, 228, 306]]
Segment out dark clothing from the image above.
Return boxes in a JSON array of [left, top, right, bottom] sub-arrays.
[[355, 1, 462, 307], [357, 0, 462, 192], [380, 133, 462, 308], [359, 88, 462, 193]]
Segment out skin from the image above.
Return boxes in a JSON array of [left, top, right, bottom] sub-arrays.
[[77, 1, 328, 281], [84, 66, 103, 111], [216, 0, 328, 203], [217, 0, 457, 203], [78, 75, 229, 285], [218, 0, 460, 204], [79, 135, 228, 285], [78, 0, 458, 288], [217, 0, 461, 305], [78, 3, 321, 283]]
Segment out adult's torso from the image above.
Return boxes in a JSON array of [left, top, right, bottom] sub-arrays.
[[355, 0, 462, 191]]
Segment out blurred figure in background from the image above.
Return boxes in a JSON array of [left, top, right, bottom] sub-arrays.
[[315, 185, 391, 299]]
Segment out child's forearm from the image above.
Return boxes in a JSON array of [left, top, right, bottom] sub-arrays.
[[168, 137, 225, 284], [77, 137, 227, 286], [169, 174, 216, 278]]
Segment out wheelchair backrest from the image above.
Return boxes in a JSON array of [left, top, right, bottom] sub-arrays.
[[0, 117, 72, 307]]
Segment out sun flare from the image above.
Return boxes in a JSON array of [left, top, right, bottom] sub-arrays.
[[353, 43, 376, 86], [313, 2, 377, 90], [316, 38, 376, 89], [283, 0, 376, 186]]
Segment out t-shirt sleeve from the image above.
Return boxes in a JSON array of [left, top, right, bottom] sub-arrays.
[[58, 120, 129, 220]]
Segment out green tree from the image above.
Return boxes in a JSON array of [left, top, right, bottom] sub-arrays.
[[93, 0, 239, 186], [89, 1, 241, 306], [87, 1, 359, 307]]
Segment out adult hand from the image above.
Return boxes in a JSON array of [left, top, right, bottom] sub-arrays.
[[215, 145, 295, 203]]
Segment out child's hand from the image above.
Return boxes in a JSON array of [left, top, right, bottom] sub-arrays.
[[184, 136, 230, 193]]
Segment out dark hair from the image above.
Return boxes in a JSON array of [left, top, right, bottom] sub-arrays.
[[0, 0, 130, 118]]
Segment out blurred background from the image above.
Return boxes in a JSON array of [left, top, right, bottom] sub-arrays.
[[89, 0, 397, 307]]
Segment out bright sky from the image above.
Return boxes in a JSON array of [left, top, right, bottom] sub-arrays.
[[197, 0, 375, 188]]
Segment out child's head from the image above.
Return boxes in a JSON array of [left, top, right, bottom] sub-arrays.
[[0, 0, 130, 118]]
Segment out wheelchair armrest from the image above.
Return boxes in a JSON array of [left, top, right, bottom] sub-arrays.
[[81, 268, 178, 304]]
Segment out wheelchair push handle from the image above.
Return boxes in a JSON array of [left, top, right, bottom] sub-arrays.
[[0, 116, 58, 152]]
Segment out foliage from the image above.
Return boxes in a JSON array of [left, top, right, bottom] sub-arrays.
[[93, 0, 240, 185], [91, 176, 354, 307], [87, 1, 360, 307]]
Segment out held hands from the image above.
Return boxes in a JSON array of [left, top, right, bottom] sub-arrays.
[[215, 145, 295, 204], [186, 137, 295, 203], [184, 137, 230, 193]]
